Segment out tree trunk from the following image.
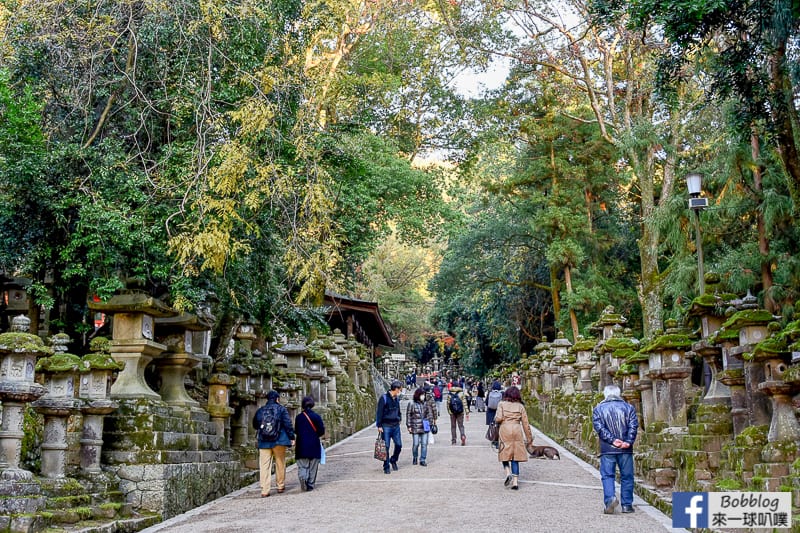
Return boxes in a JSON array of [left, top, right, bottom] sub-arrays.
[[769, 43, 800, 210], [563, 265, 580, 341], [550, 264, 562, 337], [751, 132, 776, 312], [635, 149, 663, 339]]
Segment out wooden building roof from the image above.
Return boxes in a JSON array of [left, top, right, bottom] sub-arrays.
[[321, 292, 394, 349]]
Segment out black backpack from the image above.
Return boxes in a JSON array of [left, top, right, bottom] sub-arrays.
[[449, 392, 464, 414], [258, 405, 281, 442]]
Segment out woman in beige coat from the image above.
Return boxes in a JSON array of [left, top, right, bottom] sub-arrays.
[[494, 385, 533, 490]]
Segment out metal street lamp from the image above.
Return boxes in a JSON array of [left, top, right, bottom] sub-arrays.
[[686, 172, 708, 294]]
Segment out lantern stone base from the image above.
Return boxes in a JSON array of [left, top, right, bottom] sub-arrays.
[[100, 398, 253, 519]]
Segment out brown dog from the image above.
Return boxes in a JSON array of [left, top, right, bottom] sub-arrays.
[[528, 445, 560, 460]]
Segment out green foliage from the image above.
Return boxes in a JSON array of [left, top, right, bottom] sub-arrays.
[[21, 407, 43, 473]]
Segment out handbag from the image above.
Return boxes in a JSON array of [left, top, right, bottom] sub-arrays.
[[374, 435, 387, 461], [430, 423, 438, 434], [485, 421, 499, 442], [320, 443, 326, 465]]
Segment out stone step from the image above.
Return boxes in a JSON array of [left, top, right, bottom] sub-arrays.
[[753, 462, 790, 479], [101, 430, 225, 453], [103, 449, 235, 465]]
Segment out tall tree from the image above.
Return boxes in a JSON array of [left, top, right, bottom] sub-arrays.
[[432, 0, 694, 337]]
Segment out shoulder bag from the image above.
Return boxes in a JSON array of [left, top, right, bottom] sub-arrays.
[[485, 421, 499, 442]]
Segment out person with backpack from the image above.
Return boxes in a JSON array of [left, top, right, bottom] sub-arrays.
[[294, 395, 325, 492], [446, 379, 467, 446], [432, 383, 443, 415], [376, 380, 404, 474], [252, 390, 295, 497], [486, 380, 503, 426]]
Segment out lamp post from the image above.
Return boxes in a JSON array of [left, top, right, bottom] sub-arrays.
[[686, 172, 708, 295]]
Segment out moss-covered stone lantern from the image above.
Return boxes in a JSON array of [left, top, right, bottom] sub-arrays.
[[751, 331, 800, 461], [0, 315, 49, 480], [641, 320, 693, 428], [722, 292, 773, 428], [33, 334, 83, 478], [78, 337, 122, 473], [551, 332, 575, 395]]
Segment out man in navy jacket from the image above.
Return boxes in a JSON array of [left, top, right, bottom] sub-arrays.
[[376, 380, 403, 474], [253, 390, 295, 497], [592, 384, 638, 514]]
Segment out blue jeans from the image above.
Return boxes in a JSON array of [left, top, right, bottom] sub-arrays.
[[502, 460, 519, 476], [382, 425, 402, 469], [600, 453, 634, 506], [412, 432, 429, 462]]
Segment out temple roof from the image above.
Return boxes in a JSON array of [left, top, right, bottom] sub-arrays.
[[321, 292, 394, 348]]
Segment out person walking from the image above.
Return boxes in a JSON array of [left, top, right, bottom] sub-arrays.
[[432, 382, 443, 415], [422, 383, 438, 432], [376, 380, 404, 474], [494, 385, 533, 490], [294, 395, 325, 492], [485, 380, 503, 425], [253, 390, 295, 497], [592, 384, 639, 514], [475, 381, 485, 412], [406, 387, 435, 466], [446, 379, 467, 446]]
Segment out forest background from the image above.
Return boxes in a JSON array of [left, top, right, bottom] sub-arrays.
[[1, 0, 799, 376]]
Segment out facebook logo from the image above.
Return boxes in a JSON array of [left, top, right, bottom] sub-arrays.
[[673, 492, 708, 528]]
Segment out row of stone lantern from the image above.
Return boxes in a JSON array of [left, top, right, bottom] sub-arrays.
[[513, 274, 800, 493], [0, 316, 122, 481]]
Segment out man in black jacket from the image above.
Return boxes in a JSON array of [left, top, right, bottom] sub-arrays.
[[376, 380, 403, 474]]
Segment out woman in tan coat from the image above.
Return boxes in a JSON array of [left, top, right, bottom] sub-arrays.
[[494, 385, 533, 490]]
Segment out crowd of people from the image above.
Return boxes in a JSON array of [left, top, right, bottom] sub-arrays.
[[253, 375, 640, 515]]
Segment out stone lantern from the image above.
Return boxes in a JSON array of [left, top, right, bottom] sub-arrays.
[[751, 330, 800, 456], [78, 337, 121, 473], [274, 338, 308, 416], [722, 293, 773, 428], [87, 291, 177, 400], [589, 307, 628, 389], [687, 273, 734, 405], [572, 336, 598, 394], [551, 332, 575, 395], [533, 341, 552, 392], [32, 334, 84, 478], [0, 315, 49, 480], [153, 312, 210, 412], [207, 370, 236, 440], [642, 320, 693, 428]]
